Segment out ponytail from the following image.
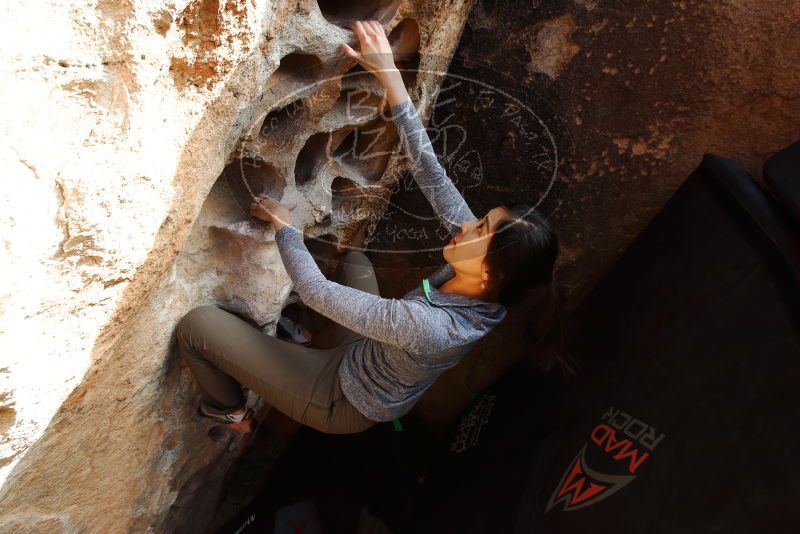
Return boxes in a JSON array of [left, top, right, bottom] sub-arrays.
[[505, 277, 576, 379], [483, 204, 576, 378]]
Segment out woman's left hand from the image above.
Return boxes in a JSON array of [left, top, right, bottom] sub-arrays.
[[250, 194, 297, 230], [340, 21, 397, 81]]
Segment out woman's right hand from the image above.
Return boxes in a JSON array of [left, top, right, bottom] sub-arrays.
[[340, 20, 397, 80]]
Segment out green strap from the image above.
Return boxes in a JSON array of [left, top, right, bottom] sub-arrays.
[[392, 419, 404, 432], [422, 278, 433, 304]]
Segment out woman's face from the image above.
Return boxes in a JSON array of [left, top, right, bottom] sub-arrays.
[[443, 206, 512, 278]]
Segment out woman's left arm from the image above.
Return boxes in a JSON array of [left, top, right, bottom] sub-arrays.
[[342, 20, 478, 234]]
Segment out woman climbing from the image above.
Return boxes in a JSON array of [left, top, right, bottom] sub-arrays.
[[176, 20, 566, 434]]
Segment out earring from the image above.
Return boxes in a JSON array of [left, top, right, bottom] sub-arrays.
[[481, 280, 486, 290]]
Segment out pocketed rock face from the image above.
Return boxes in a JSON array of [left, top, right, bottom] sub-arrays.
[[0, 0, 474, 531]]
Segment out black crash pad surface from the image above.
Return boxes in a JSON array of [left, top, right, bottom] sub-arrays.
[[517, 164, 800, 533], [220, 367, 565, 534]]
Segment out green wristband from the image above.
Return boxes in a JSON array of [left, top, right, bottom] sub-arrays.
[[422, 278, 433, 304]]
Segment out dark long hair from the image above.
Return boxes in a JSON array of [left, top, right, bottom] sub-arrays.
[[483, 205, 576, 377]]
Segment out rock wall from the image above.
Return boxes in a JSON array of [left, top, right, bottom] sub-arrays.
[[0, 0, 474, 531], [354, 0, 800, 429], [367, 0, 800, 306]]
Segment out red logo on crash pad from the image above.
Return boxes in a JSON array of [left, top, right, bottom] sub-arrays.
[[546, 406, 665, 512]]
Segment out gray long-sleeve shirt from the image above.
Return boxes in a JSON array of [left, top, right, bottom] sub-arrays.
[[274, 98, 507, 422]]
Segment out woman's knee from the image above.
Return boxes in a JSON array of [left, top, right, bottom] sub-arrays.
[[337, 251, 379, 294], [176, 305, 223, 347], [340, 250, 371, 269]]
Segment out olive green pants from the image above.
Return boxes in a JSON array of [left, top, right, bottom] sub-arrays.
[[176, 251, 379, 434]]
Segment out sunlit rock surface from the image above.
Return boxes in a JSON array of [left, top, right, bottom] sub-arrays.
[[0, 0, 473, 531]]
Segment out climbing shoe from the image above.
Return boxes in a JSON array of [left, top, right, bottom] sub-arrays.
[[276, 315, 313, 346], [199, 401, 256, 433]]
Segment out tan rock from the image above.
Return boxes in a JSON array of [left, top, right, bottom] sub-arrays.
[[0, 0, 475, 531]]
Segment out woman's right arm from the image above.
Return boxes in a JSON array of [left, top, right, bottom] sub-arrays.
[[341, 21, 477, 234]]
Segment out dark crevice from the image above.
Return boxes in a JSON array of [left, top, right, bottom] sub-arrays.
[[222, 156, 285, 216], [304, 233, 341, 276], [389, 18, 421, 88], [317, 0, 402, 28], [294, 132, 337, 187], [331, 176, 363, 222], [259, 98, 309, 140], [269, 52, 325, 92], [333, 115, 399, 182], [343, 62, 365, 77]]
